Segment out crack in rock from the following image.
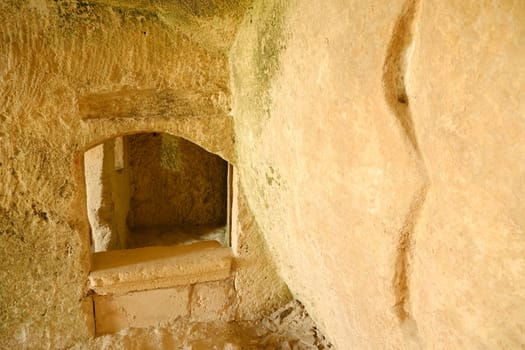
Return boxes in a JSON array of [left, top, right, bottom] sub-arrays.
[[382, 0, 429, 327], [392, 185, 428, 322], [383, 0, 421, 156]]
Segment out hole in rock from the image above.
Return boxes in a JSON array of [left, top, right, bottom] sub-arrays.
[[83, 132, 230, 252]]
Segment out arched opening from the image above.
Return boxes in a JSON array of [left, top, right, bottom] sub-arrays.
[[83, 132, 230, 252]]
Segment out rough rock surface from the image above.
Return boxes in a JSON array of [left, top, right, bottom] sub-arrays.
[[408, 2, 525, 348], [231, 0, 525, 349], [1, 0, 525, 349], [126, 133, 227, 229], [0, 1, 288, 348], [75, 300, 332, 350]]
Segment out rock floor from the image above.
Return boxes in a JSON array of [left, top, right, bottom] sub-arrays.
[[72, 301, 333, 350]]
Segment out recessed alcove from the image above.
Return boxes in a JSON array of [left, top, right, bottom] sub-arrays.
[[83, 132, 230, 252], [83, 132, 235, 334]]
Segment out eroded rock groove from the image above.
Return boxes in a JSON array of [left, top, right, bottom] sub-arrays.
[[383, 0, 429, 324], [383, 0, 421, 155], [392, 185, 428, 321]]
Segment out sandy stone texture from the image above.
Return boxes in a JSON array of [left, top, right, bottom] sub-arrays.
[[75, 300, 333, 350], [93, 286, 191, 334], [408, 1, 525, 348], [231, 0, 525, 349], [190, 279, 236, 323], [126, 133, 228, 229], [1, 0, 525, 349], [0, 1, 284, 348]]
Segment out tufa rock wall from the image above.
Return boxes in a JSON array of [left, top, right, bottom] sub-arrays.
[[0, 0, 291, 348], [231, 0, 525, 349], [1, 0, 524, 348], [126, 133, 228, 229]]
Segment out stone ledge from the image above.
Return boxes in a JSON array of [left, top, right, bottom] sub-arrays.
[[79, 88, 223, 120], [89, 241, 233, 295]]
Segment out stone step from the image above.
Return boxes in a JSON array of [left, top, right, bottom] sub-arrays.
[[92, 278, 236, 335], [89, 240, 233, 295]]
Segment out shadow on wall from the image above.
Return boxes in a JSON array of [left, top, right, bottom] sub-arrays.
[[82, 132, 230, 252]]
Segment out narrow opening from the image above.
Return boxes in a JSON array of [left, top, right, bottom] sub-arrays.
[[83, 132, 229, 252]]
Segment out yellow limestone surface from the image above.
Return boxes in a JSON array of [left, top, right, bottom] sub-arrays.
[[89, 241, 232, 295], [231, 0, 525, 349], [1, 0, 525, 348], [0, 0, 290, 348]]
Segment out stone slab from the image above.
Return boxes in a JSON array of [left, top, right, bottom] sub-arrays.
[[190, 279, 236, 322], [93, 286, 190, 335], [89, 241, 232, 295]]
